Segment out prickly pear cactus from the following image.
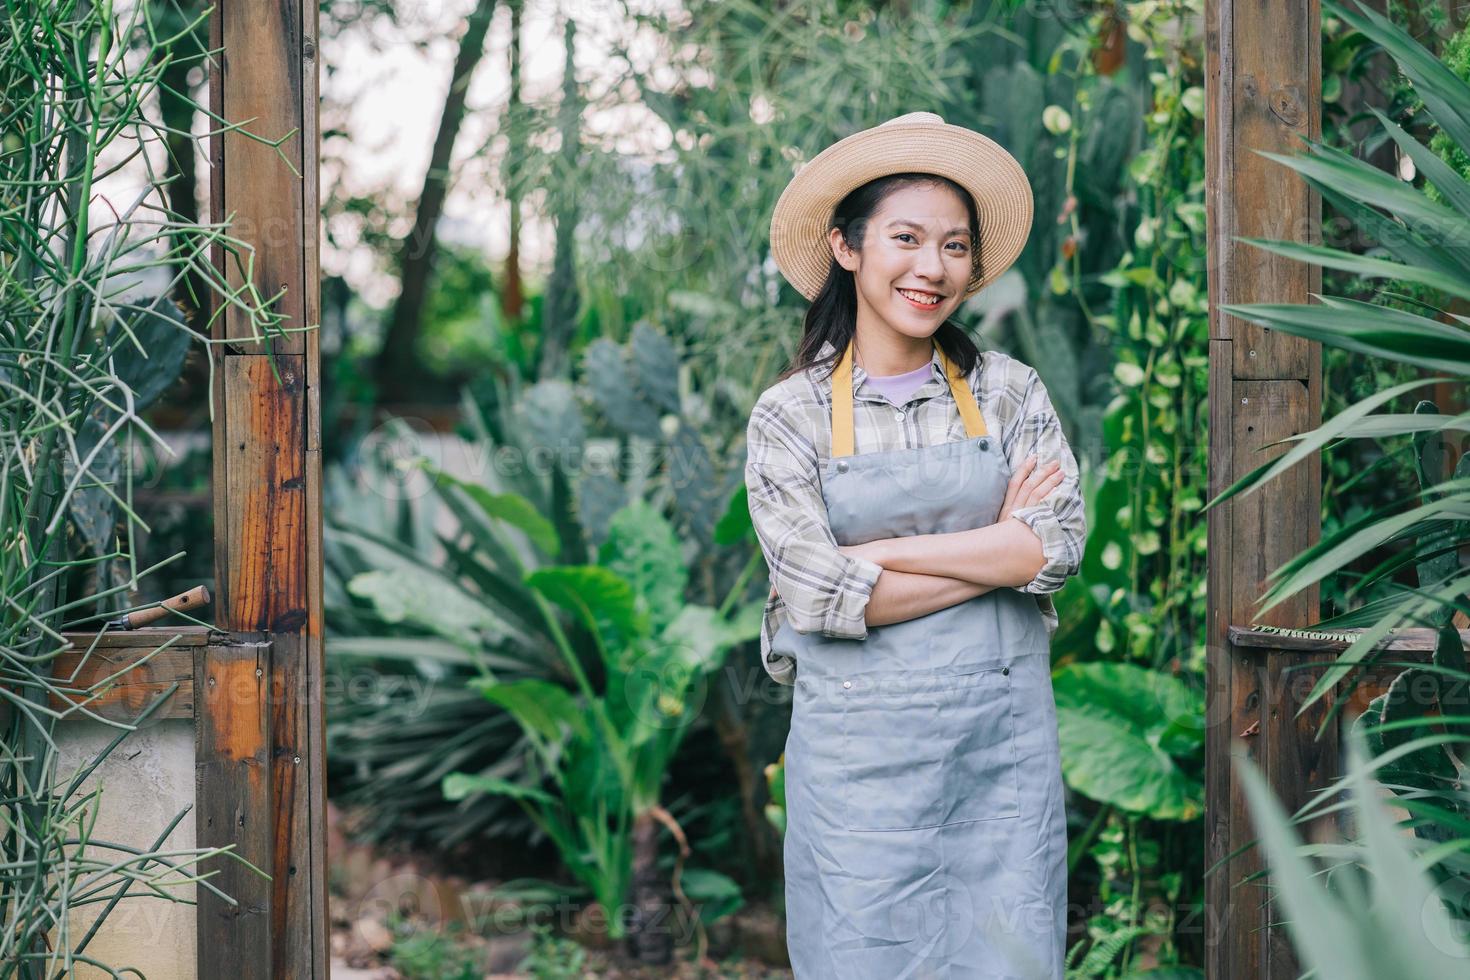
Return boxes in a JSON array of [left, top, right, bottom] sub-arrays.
[[582, 336, 663, 439]]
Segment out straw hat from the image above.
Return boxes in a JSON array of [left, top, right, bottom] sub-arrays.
[[769, 111, 1033, 302]]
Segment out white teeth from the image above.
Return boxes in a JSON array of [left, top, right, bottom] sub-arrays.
[[898, 288, 941, 304]]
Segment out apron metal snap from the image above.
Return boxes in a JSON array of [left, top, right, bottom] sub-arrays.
[[1001, 665, 1010, 675], [894, 410, 905, 421], [979, 438, 989, 451], [836, 460, 849, 473], [843, 680, 852, 688]]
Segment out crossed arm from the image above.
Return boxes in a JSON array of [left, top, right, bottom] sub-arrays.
[[837, 456, 1063, 626], [745, 378, 1084, 641]]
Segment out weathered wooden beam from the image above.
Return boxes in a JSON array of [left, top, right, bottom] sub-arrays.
[[196, 636, 273, 980], [209, 0, 326, 975], [1227, 625, 1470, 652], [49, 628, 212, 722], [1204, 0, 1325, 976]]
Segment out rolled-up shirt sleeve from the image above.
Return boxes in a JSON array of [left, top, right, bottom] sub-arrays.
[[1004, 369, 1086, 595], [745, 394, 883, 639]]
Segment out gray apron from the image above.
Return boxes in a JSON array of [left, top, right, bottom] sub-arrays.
[[773, 338, 1068, 979]]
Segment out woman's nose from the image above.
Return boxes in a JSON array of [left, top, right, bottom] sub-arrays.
[[913, 245, 946, 279]]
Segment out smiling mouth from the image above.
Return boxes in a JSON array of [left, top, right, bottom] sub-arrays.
[[897, 287, 944, 309]]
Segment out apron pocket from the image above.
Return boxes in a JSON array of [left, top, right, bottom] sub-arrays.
[[840, 663, 1021, 831]]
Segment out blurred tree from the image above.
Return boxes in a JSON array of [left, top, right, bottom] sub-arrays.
[[536, 13, 583, 380], [501, 0, 525, 324], [373, 0, 500, 402]]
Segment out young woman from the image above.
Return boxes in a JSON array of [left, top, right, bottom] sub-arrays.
[[746, 112, 1086, 978]]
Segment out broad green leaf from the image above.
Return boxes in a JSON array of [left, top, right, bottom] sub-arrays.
[[347, 570, 515, 647], [1250, 141, 1470, 253], [660, 603, 760, 668], [419, 463, 559, 555], [1052, 662, 1204, 820], [442, 772, 556, 806], [713, 483, 753, 545], [561, 730, 623, 819], [598, 500, 687, 634], [1367, 106, 1470, 217], [525, 565, 645, 640], [679, 867, 744, 923], [1330, 0, 1470, 157], [474, 678, 589, 743], [1257, 488, 1470, 617]]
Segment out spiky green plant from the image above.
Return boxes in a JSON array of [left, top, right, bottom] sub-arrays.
[[2, 2, 294, 976], [325, 364, 761, 960], [1204, 0, 1470, 938], [1237, 724, 1470, 977]]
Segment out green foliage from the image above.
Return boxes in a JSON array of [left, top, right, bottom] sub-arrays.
[[326, 334, 761, 938], [441, 497, 759, 940], [386, 914, 483, 980], [516, 921, 589, 979], [762, 753, 787, 838], [1056, 0, 1212, 679], [1237, 725, 1470, 977], [1, 3, 291, 976], [1211, 0, 1470, 946], [1053, 663, 1205, 821]]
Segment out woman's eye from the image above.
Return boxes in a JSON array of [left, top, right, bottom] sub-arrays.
[[895, 233, 916, 243], [947, 241, 969, 252]]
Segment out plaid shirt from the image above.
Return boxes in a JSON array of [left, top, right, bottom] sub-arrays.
[[745, 339, 1086, 686]]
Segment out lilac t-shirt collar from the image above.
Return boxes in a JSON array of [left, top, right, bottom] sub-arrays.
[[863, 362, 935, 407]]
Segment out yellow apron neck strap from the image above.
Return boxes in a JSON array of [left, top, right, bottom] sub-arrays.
[[830, 337, 988, 458]]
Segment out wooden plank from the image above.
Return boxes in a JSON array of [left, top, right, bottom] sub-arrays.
[[58, 626, 215, 648], [47, 644, 197, 722], [220, 354, 308, 631], [196, 637, 273, 980], [47, 628, 212, 722], [216, 0, 305, 356], [267, 630, 314, 980], [1205, 337, 1256, 980], [305, 445, 328, 980], [1228, 625, 1470, 652], [1205, 0, 1323, 973], [1231, 380, 1323, 980], [1207, 0, 1320, 381], [1231, 381, 1316, 626]]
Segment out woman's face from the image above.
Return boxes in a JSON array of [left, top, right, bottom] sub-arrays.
[[829, 182, 974, 342]]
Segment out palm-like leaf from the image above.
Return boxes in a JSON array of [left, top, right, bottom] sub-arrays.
[[1202, 0, 1470, 902]]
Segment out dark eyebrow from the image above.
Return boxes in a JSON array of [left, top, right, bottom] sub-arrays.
[[886, 219, 971, 238]]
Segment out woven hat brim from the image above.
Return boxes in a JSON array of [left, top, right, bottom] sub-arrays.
[[769, 122, 1033, 302]]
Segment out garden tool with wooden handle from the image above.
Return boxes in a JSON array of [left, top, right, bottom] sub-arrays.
[[104, 585, 211, 629]]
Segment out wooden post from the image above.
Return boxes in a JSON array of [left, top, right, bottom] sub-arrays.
[[1204, 0, 1330, 976], [208, 0, 326, 976]]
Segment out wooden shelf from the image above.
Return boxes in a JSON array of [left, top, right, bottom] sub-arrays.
[[1227, 625, 1469, 653]]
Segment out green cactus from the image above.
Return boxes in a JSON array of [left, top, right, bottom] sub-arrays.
[[583, 336, 664, 439]]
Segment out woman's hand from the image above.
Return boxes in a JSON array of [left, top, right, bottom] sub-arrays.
[[998, 455, 1064, 524]]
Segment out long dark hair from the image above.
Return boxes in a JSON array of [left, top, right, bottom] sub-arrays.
[[776, 171, 984, 384]]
